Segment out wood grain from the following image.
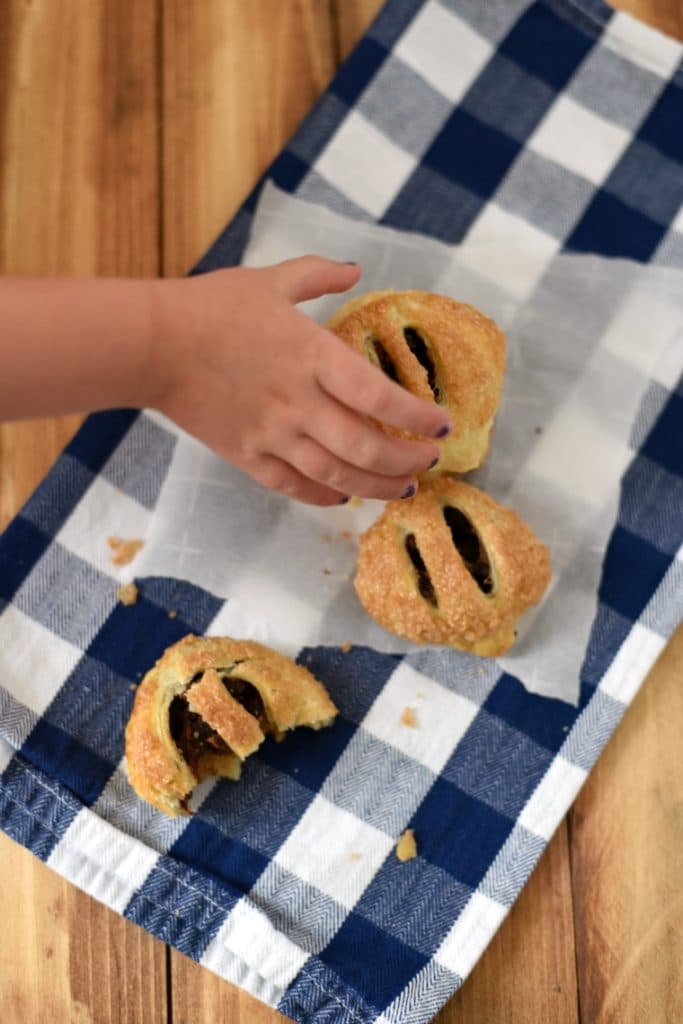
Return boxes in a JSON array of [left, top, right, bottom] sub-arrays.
[[0, 2, 166, 1021], [571, 625, 683, 1024], [161, 0, 336, 276], [1, 0, 682, 1022]]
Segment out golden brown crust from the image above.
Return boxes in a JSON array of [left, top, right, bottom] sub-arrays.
[[125, 634, 338, 816], [354, 478, 551, 657], [327, 290, 505, 473]]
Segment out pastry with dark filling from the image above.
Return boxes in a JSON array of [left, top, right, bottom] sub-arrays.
[[354, 478, 551, 657], [327, 290, 505, 473], [125, 634, 337, 816]]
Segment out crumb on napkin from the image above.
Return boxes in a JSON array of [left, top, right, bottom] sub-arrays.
[[396, 829, 417, 862], [116, 582, 139, 606], [168, 610, 177, 619], [108, 536, 144, 566], [341, 642, 352, 654], [400, 706, 418, 728], [349, 496, 364, 508]]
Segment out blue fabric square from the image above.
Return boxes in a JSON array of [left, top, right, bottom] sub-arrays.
[[367, 0, 426, 49], [580, 603, 635, 696], [0, 516, 51, 605], [320, 912, 428, 1012], [606, 140, 683, 228], [101, 415, 177, 510], [196, 759, 318, 860], [483, 674, 577, 752], [298, 646, 401, 724], [41, 654, 134, 766], [20, 454, 94, 537], [135, 576, 223, 631], [498, 2, 594, 90], [354, 855, 472, 956], [461, 51, 555, 142], [65, 409, 139, 474], [599, 526, 672, 622], [330, 37, 389, 106], [441, 708, 554, 819], [411, 777, 514, 887], [422, 107, 521, 200], [86, 595, 190, 681], [567, 189, 667, 260], [619, 455, 683, 557], [171, 818, 269, 895], [257, 716, 355, 791], [21, 719, 114, 806], [125, 855, 233, 959], [638, 80, 683, 165], [382, 163, 484, 242], [640, 391, 683, 477], [0, 756, 82, 862], [271, 151, 310, 194], [279, 958, 380, 1024]]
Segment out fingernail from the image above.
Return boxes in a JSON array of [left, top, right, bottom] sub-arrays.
[[401, 483, 417, 499], [338, 495, 350, 505], [343, 261, 358, 265], [434, 422, 451, 439], [428, 455, 439, 470]]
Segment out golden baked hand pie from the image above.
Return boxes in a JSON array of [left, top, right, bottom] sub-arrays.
[[354, 478, 551, 657], [125, 634, 337, 816], [327, 290, 505, 473]]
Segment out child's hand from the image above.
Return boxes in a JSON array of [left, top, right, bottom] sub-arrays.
[[154, 256, 451, 505]]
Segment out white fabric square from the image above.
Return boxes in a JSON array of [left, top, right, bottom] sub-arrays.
[[49, 809, 158, 913], [600, 284, 683, 385], [315, 110, 416, 218], [275, 794, 394, 909], [0, 604, 82, 717], [603, 10, 683, 78], [204, 898, 309, 994], [523, 404, 632, 511], [518, 756, 587, 840], [362, 662, 478, 773], [461, 204, 558, 300], [0, 737, 15, 773], [57, 475, 151, 580], [600, 622, 667, 705], [435, 891, 507, 978], [394, 0, 493, 104], [529, 94, 631, 186]]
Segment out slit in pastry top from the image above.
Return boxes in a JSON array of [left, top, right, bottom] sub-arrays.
[[443, 505, 493, 594]]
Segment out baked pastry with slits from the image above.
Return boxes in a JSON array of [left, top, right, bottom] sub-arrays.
[[125, 634, 337, 816], [327, 290, 505, 472], [355, 478, 551, 657]]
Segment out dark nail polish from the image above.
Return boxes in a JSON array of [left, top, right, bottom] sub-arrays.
[[343, 260, 358, 265], [401, 483, 416, 499], [338, 495, 350, 505], [428, 456, 439, 470], [434, 423, 451, 439]]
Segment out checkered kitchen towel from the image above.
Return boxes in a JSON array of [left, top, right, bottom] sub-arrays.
[[1, 2, 682, 1022]]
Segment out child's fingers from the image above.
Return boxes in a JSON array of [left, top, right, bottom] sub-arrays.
[[249, 454, 346, 506], [316, 339, 452, 440], [306, 394, 439, 477], [285, 436, 417, 501], [265, 256, 361, 303]]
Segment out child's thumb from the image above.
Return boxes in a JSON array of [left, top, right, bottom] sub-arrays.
[[265, 255, 361, 303]]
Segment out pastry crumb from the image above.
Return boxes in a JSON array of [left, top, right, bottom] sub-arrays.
[[117, 582, 139, 606], [168, 610, 177, 619], [323, 568, 332, 576], [400, 706, 418, 728], [341, 642, 352, 654], [349, 851, 362, 861], [562, 725, 569, 732], [396, 829, 417, 862], [128, 683, 137, 692], [320, 532, 332, 543], [415, 691, 425, 699], [107, 536, 144, 566], [349, 496, 364, 507], [340, 530, 354, 542]]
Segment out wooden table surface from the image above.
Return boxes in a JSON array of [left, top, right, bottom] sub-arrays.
[[1, 2, 682, 1021]]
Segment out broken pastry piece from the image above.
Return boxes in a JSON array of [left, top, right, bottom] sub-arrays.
[[355, 478, 551, 657], [327, 290, 505, 473], [125, 634, 337, 816]]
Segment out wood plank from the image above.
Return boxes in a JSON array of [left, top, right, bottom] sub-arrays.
[[161, 0, 336, 277], [436, 825, 579, 1024], [611, 0, 683, 35], [162, 2, 336, 1017], [571, 625, 683, 1024], [0, 1, 166, 1020]]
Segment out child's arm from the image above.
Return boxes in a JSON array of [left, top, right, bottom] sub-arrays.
[[0, 256, 450, 505]]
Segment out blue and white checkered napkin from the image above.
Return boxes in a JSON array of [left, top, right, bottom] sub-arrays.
[[1, 2, 682, 1022]]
